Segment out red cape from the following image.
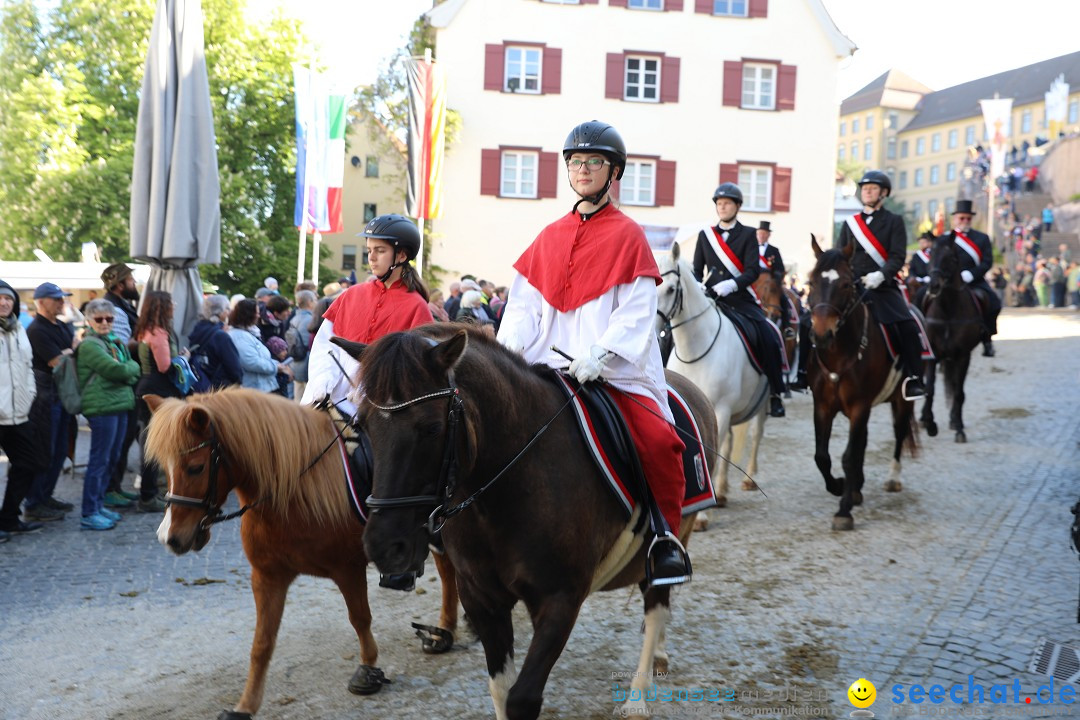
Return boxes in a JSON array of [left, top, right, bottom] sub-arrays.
[[513, 204, 660, 313]]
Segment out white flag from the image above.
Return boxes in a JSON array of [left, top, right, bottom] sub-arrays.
[[979, 98, 1012, 180], [1045, 74, 1069, 139]]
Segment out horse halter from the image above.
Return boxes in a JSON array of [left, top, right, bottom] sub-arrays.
[[657, 265, 723, 364]]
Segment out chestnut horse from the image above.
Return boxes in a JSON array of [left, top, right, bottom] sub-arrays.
[[753, 271, 802, 372], [144, 389, 458, 720], [335, 325, 718, 720], [918, 233, 985, 442], [806, 236, 918, 530]]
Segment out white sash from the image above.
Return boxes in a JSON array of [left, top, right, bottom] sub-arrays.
[[706, 227, 759, 303], [954, 232, 982, 264], [845, 214, 887, 268]]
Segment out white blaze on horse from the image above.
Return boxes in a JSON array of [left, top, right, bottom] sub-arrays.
[[655, 242, 769, 514]]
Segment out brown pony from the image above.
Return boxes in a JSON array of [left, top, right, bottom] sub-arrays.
[[806, 236, 918, 531], [336, 324, 718, 720], [144, 388, 459, 720]]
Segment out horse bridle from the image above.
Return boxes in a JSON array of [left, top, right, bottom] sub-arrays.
[[656, 266, 723, 364], [164, 427, 260, 530]]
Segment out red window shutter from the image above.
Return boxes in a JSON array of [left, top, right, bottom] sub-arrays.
[[667, 0, 684, 10], [777, 64, 796, 111], [609, 0, 628, 7], [723, 61, 742, 107], [772, 166, 792, 211], [542, 48, 562, 95], [749, 0, 768, 17], [660, 56, 680, 103], [656, 160, 676, 207], [605, 53, 624, 100], [719, 163, 739, 185], [481, 149, 501, 197], [695, 0, 713, 13], [538, 152, 559, 199], [484, 44, 504, 92]]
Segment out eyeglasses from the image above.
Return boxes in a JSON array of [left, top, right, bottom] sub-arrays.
[[92, 317, 115, 323], [566, 158, 610, 171]]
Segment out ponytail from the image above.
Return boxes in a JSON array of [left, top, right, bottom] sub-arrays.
[[399, 263, 430, 302]]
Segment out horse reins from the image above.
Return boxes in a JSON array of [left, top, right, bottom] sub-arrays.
[[657, 266, 723, 364], [810, 282, 873, 383]]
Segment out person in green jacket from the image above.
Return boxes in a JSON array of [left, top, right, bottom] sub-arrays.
[[76, 299, 140, 531]]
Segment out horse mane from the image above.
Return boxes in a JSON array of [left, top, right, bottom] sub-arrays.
[[145, 388, 351, 527]]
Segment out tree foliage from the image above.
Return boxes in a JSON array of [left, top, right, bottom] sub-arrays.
[[0, 0, 308, 295]]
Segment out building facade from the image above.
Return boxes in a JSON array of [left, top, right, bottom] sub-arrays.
[[426, 0, 854, 285]]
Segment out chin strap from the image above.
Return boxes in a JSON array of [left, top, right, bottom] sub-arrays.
[[571, 166, 616, 210], [378, 259, 410, 284]]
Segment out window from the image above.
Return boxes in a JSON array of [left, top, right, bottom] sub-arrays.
[[888, 112, 899, 129], [363, 203, 377, 223], [712, 0, 747, 16], [929, 165, 939, 185], [365, 155, 379, 178], [738, 165, 772, 212], [851, 142, 859, 161], [911, 201, 921, 220], [1021, 109, 1032, 133], [501, 151, 538, 198], [864, 138, 872, 162], [838, 145, 845, 162], [852, 118, 860, 134], [886, 136, 897, 160], [505, 46, 541, 93], [1069, 99, 1079, 124], [625, 56, 660, 102], [839, 121, 846, 137], [928, 199, 938, 218], [931, 133, 941, 153], [865, 113, 874, 130], [342, 245, 357, 271], [948, 129, 958, 149], [628, 0, 662, 8], [946, 162, 956, 182], [915, 137, 925, 155], [914, 168, 924, 187], [741, 63, 775, 110], [898, 171, 908, 190], [900, 140, 909, 158], [945, 197, 955, 215], [620, 160, 655, 206], [965, 125, 975, 146]]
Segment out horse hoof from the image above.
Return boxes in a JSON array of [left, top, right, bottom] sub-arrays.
[[741, 479, 757, 492], [715, 495, 727, 509], [954, 431, 966, 444], [693, 516, 709, 532], [653, 655, 669, 675], [926, 422, 938, 437], [412, 622, 454, 654], [851, 491, 863, 506], [832, 516, 855, 531], [884, 479, 902, 492], [348, 665, 390, 696], [218, 712, 253, 720]]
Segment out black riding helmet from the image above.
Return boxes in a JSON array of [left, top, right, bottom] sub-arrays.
[[359, 214, 421, 282], [563, 121, 626, 208], [856, 169, 892, 196], [712, 182, 743, 206]]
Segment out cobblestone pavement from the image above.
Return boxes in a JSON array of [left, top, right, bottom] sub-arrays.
[[1, 309, 1078, 720]]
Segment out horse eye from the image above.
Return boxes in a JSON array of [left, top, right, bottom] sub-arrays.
[[419, 422, 441, 437], [666, 286, 674, 294], [186, 464, 205, 475]]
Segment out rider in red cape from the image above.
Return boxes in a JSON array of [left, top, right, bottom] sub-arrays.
[[498, 120, 691, 586]]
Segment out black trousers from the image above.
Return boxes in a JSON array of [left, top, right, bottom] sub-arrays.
[[0, 422, 44, 527], [743, 312, 787, 396]]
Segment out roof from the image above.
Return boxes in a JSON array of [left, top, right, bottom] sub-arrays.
[[840, 69, 932, 116], [901, 51, 1080, 132]]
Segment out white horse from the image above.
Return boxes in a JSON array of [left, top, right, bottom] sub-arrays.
[[655, 243, 769, 517]]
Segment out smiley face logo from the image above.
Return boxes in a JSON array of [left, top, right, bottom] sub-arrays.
[[848, 678, 876, 708]]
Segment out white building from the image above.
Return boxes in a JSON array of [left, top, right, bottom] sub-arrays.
[[426, 0, 854, 284]]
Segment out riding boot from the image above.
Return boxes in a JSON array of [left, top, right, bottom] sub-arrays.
[[647, 533, 692, 587], [897, 320, 926, 399], [769, 394, 786, 418]]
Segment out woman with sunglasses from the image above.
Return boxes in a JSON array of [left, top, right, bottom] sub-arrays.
[[76, 299, 140, 531]]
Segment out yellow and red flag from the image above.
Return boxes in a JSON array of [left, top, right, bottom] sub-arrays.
[[405, 58, 446, 220]]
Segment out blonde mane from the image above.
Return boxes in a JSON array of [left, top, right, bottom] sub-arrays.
[[145, 388, 352, 528]]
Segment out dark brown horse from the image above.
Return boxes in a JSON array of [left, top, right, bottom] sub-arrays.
[[806, 236, 918, 531], [144, 389, 459, 720], [918, 233, 985, 442], [753, 271, 801, 369], [336, 324, 718, 720]]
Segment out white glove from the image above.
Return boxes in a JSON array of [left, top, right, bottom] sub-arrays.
[[569, 345, 610, 384], [716, 279, 739, 297], [918, 276, 930, 284], [961, 270, 974, 283], [863, 271, 885, 289]]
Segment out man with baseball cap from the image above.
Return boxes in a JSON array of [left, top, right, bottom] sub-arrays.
[[24, 282, 77, 522]]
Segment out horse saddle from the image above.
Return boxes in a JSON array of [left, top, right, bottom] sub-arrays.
[[552, 374, 715, 523], [878, 306, 935, 363], [323, 403, 372, 524], [716, 304, 765, 375]]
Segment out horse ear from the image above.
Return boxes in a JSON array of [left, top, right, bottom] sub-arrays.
[[331, 337, 367, 361], [187, 406, 211, 436], [671, 241, 681, 261], [144, 394, 164, 414], [428, 329, 469, 372], [840, 238, 855, 260], [811, 233, 823, 259]]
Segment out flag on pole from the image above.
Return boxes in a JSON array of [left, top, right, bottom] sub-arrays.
[[979, 97, 1012, 181], [405, 57, 447, 220], [1045, 73, 1069, 140], [294, 67, 347, 233]]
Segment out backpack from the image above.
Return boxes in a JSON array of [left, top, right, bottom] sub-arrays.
[[170, 355, 210, 396], [187, 343, 213, 393], [285, 326, 308, 362], [54, 337, 105, 415]]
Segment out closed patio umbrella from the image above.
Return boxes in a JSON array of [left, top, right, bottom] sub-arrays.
[[130, 0, 220, 347]]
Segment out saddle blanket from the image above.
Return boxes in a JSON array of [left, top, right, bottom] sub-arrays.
[[554, 374, 715, 519], [719, 305, 791, 375], [879, 305, 935, 363]]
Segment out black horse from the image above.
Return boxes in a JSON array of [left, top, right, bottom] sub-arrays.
[[806, 236, 918, 531], [919, 233, 985, 443], [334, 324, 718, 720]]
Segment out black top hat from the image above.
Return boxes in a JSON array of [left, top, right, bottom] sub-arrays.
[[758, 221, 771, 232], [952, 199, 976, 216], [919, 230, 936, 242]]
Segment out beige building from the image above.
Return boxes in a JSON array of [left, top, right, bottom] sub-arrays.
[[838, 51, 1080, 235], [425, 0, 855, 286]]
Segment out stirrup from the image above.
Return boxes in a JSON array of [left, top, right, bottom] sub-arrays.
[[901, 376, 925, 401], [645, 533, 692, 588]]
